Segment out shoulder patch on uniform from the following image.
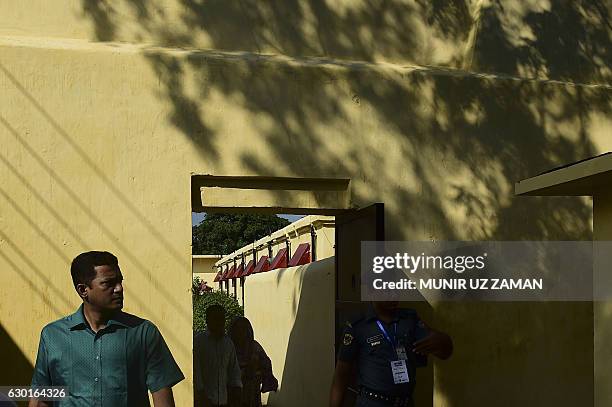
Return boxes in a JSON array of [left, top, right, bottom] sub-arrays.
[[343, 332, 353, 346]]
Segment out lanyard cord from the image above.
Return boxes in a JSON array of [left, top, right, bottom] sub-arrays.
[[376, 320, 398, 348], [377, 320, 405, 361]]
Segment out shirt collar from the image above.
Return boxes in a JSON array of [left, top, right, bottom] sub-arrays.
[[107, 312, 130, 328], [68, 304, 129, 330], [204, 330, 226, 342], [365, 304, 401, 323], [68, 304, 88, 330]]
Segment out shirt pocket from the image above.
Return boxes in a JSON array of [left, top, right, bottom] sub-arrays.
[[366, 340, 387, 358], [102, 330, 128, 393], [48, 352, 69, 386]]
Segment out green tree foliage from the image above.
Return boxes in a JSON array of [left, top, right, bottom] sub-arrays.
[[192, 213, 290, 255], [193, 281, 244, 333]]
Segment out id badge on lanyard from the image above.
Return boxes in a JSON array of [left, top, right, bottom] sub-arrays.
[[391, 360, 409, 384], [376, 320, 410, 384]]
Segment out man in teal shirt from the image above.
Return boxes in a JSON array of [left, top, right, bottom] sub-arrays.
[[29, 251, 184, 407]]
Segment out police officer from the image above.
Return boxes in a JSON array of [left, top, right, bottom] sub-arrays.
[[329, 301, 452, 407]]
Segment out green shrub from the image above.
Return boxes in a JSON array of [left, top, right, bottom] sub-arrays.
[[192, 276, 203, 295], [192, 275, 213, 295], [193, 287, 244, 333]]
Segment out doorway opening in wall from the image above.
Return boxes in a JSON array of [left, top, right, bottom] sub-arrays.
[[190, 211, 311, 307], [189, 174, 384, 406]]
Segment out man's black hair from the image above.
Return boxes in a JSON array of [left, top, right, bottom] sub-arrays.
[[205, 304, 225, 318], [70, 251, 120, 288]]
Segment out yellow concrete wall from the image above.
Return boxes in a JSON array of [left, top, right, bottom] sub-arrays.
[[0, 1, 470, 71], [0, 4, 610, 403], [192, 255, 221, 285], [1, 1, 609, 85], [593, 190, 612, 237], [593, 189, 612, 407], [0, 43, 196, 402], [237, 278, 245, 308], [243, 258, 335, 407]]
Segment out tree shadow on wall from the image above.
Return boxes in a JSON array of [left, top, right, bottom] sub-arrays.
[[77, 0, 611, 233], [77, 1, 611, 406], [473, 0, 612, 83], [80, 0, 473, 65]]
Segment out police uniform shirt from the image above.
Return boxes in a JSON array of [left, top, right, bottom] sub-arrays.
[[338, 307, 428, 398]]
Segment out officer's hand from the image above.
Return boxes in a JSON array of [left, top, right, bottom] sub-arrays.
[[412, 329, 453, 360]]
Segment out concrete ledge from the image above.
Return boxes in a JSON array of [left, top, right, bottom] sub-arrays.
[[201, 187, 349, 213], [193, 175, 351, 213], [515, 153, 612, 196], [3, 35, 611, 89]]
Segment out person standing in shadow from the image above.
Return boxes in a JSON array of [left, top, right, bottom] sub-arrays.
[[229, 317, 278, 407], [194, 305, 242, 407], [330, 301, 453, 407]]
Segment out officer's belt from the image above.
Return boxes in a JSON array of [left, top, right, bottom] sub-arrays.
[[359, 386, 413, 407]]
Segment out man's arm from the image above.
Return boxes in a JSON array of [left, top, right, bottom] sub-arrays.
[[144, 323, 185, 399], [329, 359, 353, 407], [29, 330, 51, 407], [330, 322, 359, 407], [28, 400, 50, 407], [152, 387, 175, 407], [256, 342, 278, 393]]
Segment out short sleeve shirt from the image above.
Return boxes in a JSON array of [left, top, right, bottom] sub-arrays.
[[338, 308, 428, 397], [193, 331, 242, 405], [31, 305, 184, 407]]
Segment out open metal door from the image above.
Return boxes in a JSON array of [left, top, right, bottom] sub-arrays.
[[335, 203, 384, 344]]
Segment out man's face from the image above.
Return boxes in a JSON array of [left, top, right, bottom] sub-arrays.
[[373, 301, 399, 313], [206, 311, 225, 338], [83, 265, 124, 312]]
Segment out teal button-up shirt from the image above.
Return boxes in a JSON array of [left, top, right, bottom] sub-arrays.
[[31, 305, 184, 406]]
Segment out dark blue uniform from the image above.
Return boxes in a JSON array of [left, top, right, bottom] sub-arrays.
[[338, 307, 429, 407]]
